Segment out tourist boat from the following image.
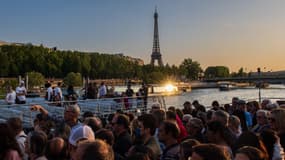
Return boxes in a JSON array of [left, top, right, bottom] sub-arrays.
[[218, 82, 236, 91]]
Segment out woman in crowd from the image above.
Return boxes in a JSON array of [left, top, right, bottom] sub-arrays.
[[0, 123, 23, 160]]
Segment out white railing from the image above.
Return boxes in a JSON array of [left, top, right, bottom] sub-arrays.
[[0, 95, 167, 128]]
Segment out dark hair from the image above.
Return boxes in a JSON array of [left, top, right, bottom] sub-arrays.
[[116, 114, 130, 129], [180, 139, 200, 160], [152, 109, 166, 126], [0, 123, 23, 159], [259, 129, 278, 160], [166, 111, 176, 121], [162, 121, 180, 139], [233, 131, 268, 159], [207, 121, 234, 148], [29, 131, 48, 156], [168, 106, 176, 112], [127, 144, 154, 160], [138, 114, 157, 136], [81, 140, 114, 160], [83, 111, 94, 119], [236, 146, 267, 160], [95, 129, 115, 146], [7, 117, 23, 135], [46, 137, 68, 160], [192, 144, 230, 160], [85, 117, 102, 133], [53, 122, 71, 141]]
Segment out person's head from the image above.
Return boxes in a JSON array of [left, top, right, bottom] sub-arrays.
[[233, 131, 268, 158], [68, 124, 95, 148], [46, 137, 68, 160], [212, 100, 220, 110], [180, 139, 200, 160], [7, 86, 13, 93], [138, 114, 157, 138], [228, 115, 241, 136], [95, 129, 115, 146], [73, 140, 114, 160], [111, 114, 130, 135], [0, 123, 23, 158], [166, 110, 177, 121], [20, 80, 25, 87], [64, 104, 81, 127], [232, 97, 239, 106], [269, 108, 285, 133], [151, 109, 166, 127], [206, 120, 228, 145], [183, 101, 192, 110], [211, 110, 230, 127], [182, 114, 192, 126], [84, 117, 102, 133], [235, 146, 267, 160], [192, 100, 200, 108], [259, 129, 279, 160], [158, 120, 180, 144], [256, 110, 269, 125], [53, 122, 71, 141], [150, 103, 162, 113], [7, 117, 23, 136], [126, 144, 154, 160], [191, 144, 230, 160], [186, 118, 203, 136], [237, 100, 247, 111], [261, 99, 272, 110], [26, 130, 48, 157]]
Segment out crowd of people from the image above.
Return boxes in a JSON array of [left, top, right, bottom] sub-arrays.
[[2, 84, 285, 160]]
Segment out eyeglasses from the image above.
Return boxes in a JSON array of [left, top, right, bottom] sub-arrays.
[[268, 117, 276, 122]]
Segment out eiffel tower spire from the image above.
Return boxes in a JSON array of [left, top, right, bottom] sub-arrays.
[[150, 7, 163, 66]]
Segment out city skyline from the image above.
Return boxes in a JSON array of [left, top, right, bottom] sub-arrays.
[[1, 0, 285, 72]]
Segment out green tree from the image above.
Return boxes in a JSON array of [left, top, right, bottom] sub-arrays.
[[179, 58, 202, 80], [26, 71, 45, 90], [63, 72, 82, 87], [204, 66, 230, 78]]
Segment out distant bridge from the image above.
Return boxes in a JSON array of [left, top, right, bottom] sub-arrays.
[[204, 75, 285, 84]]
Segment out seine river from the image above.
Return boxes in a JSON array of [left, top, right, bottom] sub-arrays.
[[115, 84, 285, 109], [163, 84, 285, 108]]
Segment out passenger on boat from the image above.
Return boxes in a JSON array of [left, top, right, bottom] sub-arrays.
[[251, 110, 270, 134], [111, 114, 132, 158], [158, 121, 180, 160], [5, 86, 16, 105], [137, 114, 162, 160], [30, 104, 81, 129], [0, 123, 23, 160], [182, 101, 193, 115], [16, 80, 27, 104], [7, 117, 28, 160]]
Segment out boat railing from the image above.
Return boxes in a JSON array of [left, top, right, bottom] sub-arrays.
[[0, 95, 167, 128]]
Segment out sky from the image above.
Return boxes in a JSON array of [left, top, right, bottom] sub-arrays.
[[1, 0, 285, 72]]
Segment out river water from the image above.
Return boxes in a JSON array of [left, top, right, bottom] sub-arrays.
[[162, 84, 285, 108]]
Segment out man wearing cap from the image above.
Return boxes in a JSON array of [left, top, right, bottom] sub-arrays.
[[31, 103, 81, 129], [16, 80, 27, 104], [68, 124, 95, 159]]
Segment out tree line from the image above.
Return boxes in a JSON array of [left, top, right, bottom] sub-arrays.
[[0, 44, 243, 84]]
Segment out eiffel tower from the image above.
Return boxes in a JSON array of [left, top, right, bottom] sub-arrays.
[[150, 8, 163, 66]]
